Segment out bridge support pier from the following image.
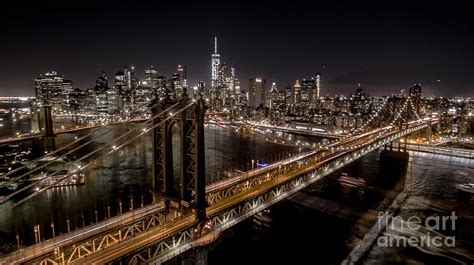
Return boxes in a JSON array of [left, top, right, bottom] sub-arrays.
[[32, 105, 56, 156], [42, 105, 56, 153], [425, 120, 432, 143], [377, 149, 408, 191]]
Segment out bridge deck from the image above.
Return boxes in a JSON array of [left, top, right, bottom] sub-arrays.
[[0, 119, 439, 264], [0, 203, 163, 264]]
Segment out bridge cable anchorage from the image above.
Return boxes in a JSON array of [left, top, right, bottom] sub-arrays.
[[0, 99, 168, 189], [0, 102, 192, 211]]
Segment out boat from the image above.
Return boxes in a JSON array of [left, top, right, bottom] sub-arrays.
[[28, 156, 85, 188], [338, 173, 366, 187], [36, 170, 85, 189], [454, 183, 474, 195]]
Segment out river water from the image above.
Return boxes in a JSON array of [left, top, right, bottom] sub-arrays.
[[208, 149, 474, 264], [0, 120, 316, 252], [1, 118, 473, 264]]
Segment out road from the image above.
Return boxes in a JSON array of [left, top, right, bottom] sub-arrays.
[[0, 118, 435, 264], [0, 203, 163, 264], [72, 122, 423, 264]]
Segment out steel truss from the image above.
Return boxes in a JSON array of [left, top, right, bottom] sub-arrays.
[[117, 123, 429, 265], [35, 210, 165, 264]]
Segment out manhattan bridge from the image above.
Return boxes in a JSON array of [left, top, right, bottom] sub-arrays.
[[0, 86, 437, 264]]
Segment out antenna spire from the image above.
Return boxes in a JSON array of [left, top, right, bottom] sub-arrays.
[[214, 37, 217, 54]]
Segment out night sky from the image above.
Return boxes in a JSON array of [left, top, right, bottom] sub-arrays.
[[1, 0, 473, 97]]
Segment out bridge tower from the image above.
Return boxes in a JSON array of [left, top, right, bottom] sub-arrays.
[[425, 118, 432, 143], [151, 88, 207, 222], [32, 105, 56, 156]]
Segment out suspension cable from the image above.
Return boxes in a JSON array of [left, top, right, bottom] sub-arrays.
[[0, 99, 169, 188], [0, 102, 194, 211], [0, 101, 180, 203], [1, 99, 155, 181]]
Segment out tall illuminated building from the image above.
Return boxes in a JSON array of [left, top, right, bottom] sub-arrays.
[[211, 37, 220, 88], [301, 78, 316, 105], [265, 82, 278, 108], [293, 80, 301, 105], [156, 76, 167, 98], [94, 71, 108, 93], [169, 73, 183, 99], [249, 77, 266, 108], [144, 66, 158, 90], [115, 67, 135, 115], [177, 64, 187, 87], [94, 72, 110, 114], [34, 71, 73, 112], [315, 73, 321, 100]]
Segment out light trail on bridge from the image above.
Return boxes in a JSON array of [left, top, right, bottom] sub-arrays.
[[0, 95, 440, 264], [74, 121, 433, 264]]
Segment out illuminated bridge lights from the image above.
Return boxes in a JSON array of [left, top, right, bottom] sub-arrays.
[[16, 123, 434, 265]]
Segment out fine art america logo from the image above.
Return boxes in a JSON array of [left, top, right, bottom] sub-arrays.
[[377, 211, 457, 248]]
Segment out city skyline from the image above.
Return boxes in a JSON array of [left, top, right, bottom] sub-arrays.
[[1, 2, 474, 263], [1, 0, 473, 97]]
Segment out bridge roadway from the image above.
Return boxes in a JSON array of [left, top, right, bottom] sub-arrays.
[[236, 121, 343, 139], [0, 118, 148, 145], [405, 143, 474, 158], [78, 121, 431, 264], [0, 203, 164, 264], [205, 125, 388, 195], [0, 120, 434, 264]]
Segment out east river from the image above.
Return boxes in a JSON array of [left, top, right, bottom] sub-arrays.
[[0, 120, 315, 251], [0, 118, 473, 264]]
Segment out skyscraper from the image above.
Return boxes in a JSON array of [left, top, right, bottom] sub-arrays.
[[293, 80, 302, 105], [115, 67, 134, 115], [94, 71, 108, 93], [285, 85, 293, 105], [69, 88, 87, 114], [123, 66, 132, 93], [169, 73, 183, 99], [315, 73, 321, 100], [114, 71, 126, 96], [177, 65, 187, 87], [301, 78, 316, 105], [144, 66, 159, 90], [94, 72, 110, 115], [34, 71, 73, 112], [249, 77, 266, 108], [265, 82, 278, 108], [156, 76, 167, 98], [211, 37, 220, 88], [197, 81, 205, 97]]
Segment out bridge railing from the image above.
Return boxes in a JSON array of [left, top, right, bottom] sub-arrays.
[[123, 123, 429, 265], [2, 121, 429, 264], [406, 144, 474, 159]]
